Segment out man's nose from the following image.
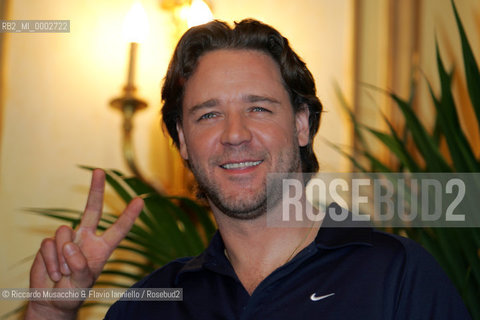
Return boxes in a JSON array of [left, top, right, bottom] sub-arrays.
[[220, 113, 252, 146]]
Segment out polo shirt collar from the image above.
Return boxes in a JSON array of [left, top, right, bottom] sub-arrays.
[[314, 202, 373, 249], [174, 232, 234, 285], [175, 202, 373, 284]]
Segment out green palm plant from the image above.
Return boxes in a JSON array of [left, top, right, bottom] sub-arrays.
[[331, 1, 480, 318]]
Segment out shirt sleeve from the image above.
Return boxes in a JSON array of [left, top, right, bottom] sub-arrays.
[[393, 237, 472, 320]]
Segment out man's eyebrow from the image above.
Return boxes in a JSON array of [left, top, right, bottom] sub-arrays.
[[243, 95, 281, 104], [188, 99, 219, 115]]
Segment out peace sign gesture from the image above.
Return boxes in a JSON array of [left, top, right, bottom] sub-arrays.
[[25, 169, 144, 319]]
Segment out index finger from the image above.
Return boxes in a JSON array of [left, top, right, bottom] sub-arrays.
[[78, 169, 106, 230]]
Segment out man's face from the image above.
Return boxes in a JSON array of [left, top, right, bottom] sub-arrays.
[[177, 49, 309, 220]]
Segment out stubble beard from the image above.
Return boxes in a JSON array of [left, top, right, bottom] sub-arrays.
[[188, 144, 302, 221]]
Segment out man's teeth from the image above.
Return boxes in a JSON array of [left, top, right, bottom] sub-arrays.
[[221, 161, 262, 169]]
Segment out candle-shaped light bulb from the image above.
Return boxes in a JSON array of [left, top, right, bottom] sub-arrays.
[[187, 0, 213, 28], [126, 42, 138, 89], [123, 2, 148, 91]]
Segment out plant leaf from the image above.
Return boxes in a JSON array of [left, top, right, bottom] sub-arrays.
[[389, 93, 451, 172], [451, 0, 480, 128], [431, 40, 479, 171]]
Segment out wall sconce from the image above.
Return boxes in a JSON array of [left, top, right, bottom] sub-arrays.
[[110, 1, 148, 181]]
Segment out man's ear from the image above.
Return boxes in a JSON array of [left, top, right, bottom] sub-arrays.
[[295, 105, 310, 147], [176, 122, 189, 160]]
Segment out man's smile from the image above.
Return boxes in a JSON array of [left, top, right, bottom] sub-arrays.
[[220, 160, 263, 170]]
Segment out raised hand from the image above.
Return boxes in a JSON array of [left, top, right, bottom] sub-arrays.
[[25, 169, 144, 319]]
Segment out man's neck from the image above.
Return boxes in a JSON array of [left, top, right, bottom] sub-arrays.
[[213, 208, 321, 295]]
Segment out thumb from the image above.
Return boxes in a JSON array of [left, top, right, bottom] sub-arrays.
[[63, 242, 94, 288]]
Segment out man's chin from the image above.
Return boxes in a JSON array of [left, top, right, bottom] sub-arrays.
[[222, 207, 266, 220], [208, 196, 267, 221]]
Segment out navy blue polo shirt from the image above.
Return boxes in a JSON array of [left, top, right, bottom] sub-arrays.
[[105, 206, 471, 319]]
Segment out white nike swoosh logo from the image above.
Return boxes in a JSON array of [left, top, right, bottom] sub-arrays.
[[310, 292, 335, 301]]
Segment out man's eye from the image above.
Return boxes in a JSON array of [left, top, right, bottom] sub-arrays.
[[251, 106, 271, 113], [198, 112, 217, 121]]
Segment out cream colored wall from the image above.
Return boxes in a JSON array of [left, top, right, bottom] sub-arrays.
[[0, 0, 355, 318]]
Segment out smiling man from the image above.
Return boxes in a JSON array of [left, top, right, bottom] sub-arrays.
[[26, 19, 470, 319], [177, 49, 309, 221]]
